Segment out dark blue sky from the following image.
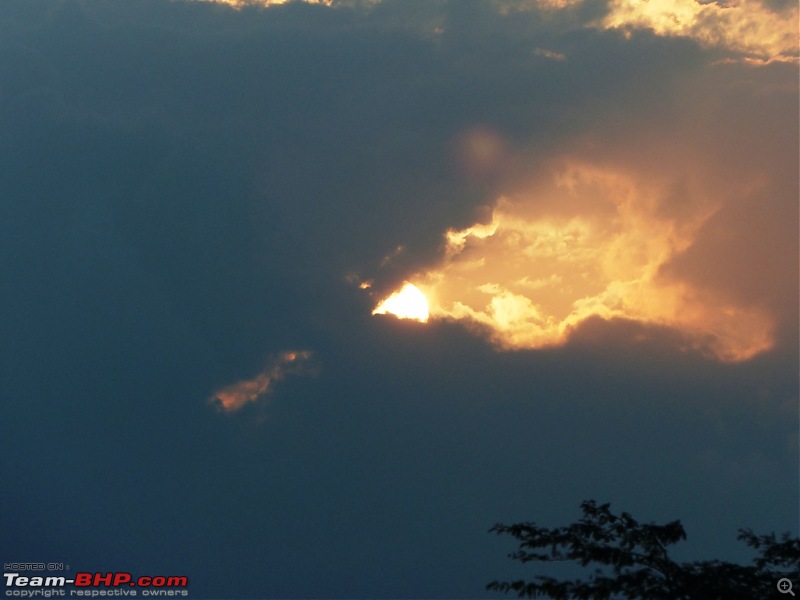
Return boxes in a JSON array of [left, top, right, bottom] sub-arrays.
[[2, 0, 798, 598]]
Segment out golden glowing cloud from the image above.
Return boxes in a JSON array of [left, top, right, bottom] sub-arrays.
[[372, 282, 430, 323], [210, 350, 314, 412], [407, 159, 775, 362], [601, 0, 799, 62], [188, 0, 333, 8], [491, 0, 584, 13]]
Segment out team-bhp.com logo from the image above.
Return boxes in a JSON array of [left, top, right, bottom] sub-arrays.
[[4, 571, 189, 597]]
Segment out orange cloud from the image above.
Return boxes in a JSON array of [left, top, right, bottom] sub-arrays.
[[188, 0, 334, 8], [600, 0, 799, 63], [491, 0, 584, 13], [375, 44, 795, 363], [408, 157, 776, 362], [210, 350, 314, 412]]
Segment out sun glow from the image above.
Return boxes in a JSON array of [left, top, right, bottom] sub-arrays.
[[372, 283, 430, 323]]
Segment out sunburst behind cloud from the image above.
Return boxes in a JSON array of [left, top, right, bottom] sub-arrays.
[[382, 150, 779, 362]]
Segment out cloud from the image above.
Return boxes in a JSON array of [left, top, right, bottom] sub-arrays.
[[404, 152, 778, 361], [3, 0, 793, 365], [362, 35, 796, 362], [191, 0, 798, 64], [601, 0, 799, 62], [210, 350, 315, 412]]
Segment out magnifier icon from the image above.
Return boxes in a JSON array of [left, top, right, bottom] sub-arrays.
[[778, 578, 795, 596]]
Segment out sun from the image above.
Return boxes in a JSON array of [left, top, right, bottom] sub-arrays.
[[372, 283, 430, 323]]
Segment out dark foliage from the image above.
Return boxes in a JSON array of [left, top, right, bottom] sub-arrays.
[[488, 500, 799, 599]]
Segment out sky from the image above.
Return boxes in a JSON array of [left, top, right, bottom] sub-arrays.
[[1, 0, 798, 597]]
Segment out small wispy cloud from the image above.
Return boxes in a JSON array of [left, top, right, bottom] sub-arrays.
[[534, 47, 567, 61], [210, 350, 315, 413]]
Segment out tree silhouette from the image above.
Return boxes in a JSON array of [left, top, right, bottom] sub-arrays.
[[488, 500, 799, 599]]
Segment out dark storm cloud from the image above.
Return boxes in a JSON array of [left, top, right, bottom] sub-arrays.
[[1, 1, 796, 598], [2, 0, 709, 339]]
